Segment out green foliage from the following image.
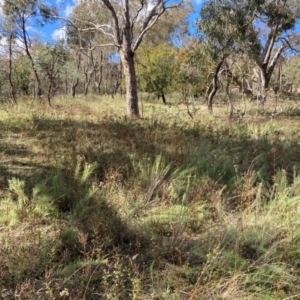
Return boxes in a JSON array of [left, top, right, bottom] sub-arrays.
[[137, 44, 178, 100], [198, 0, 300, 61], [34, 42, 69, 102], [13, 55, 32, 96], [198, 0, 260, 59], [3, 0, 55, 24]]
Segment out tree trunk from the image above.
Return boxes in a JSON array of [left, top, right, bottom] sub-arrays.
[[120, 49, 139, 117], [159, 93, 167, 104], [21, 22, 42, 99], [206, 57, 224, 112], [72, 79, 79, 98], [84, 65, 92, 96], [254, 40, 286, 103], [8, 32, 17, 104], [65, 78, 68, 95], [225, 77, 233, 118], [96, 52, 103, 95], [47, 82, 53, 107]]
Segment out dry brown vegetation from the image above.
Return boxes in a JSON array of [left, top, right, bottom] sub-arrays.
[[1, 95, 300, 299]]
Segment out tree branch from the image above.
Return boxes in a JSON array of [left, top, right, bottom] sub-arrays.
[[133, 1, 182, 52], [101, 0, 122, 46], [267, 43, 286, 82]]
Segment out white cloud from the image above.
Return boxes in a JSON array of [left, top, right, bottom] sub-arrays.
[[193, 0, 204, 5], [64, 4, 74, 17], [0, 37, 25, 56], [26, 25, 34, 32], [52, 27, 67, 41]]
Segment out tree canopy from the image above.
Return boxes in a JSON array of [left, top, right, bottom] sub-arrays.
[[197, 0, 300, 109]]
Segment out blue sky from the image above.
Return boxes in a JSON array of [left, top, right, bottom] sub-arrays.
[[41, 0, 204, 42], [1, 0, 298, 46]]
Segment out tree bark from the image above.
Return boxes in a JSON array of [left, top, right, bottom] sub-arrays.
[[96, 51, 103, 95], [72, 79, 79, 98], [254, 32, 286, 103], [21, 19, 42, 99], [120, 50, 139, 117], [206, 57, 224, 112], [8, 32, 17, 104], [159, 93, 167, 104]]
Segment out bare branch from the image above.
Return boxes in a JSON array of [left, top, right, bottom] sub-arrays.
[[79, 25, 115, 41], [133, 1, 182, 52], [80, 43, 117, 52], [267, 43, 286, 81], [280, 37, 300, 53], [131, 0, 145, 27], [260, 23, 280, 67], [101, 0, 122, 46]]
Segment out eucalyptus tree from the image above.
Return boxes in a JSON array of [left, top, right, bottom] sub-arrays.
[[197, 0, 300, 110], [135, 3, 192, 104], [13, 54, 31, 96], [137, 43, 178, 104], [176, 38, 212, 100], [35, 42, 69, 106], [66, 1, 112, 97], [67, 0, 189, 117], [5, 24, 17, 103], [2, 0, 56, 99]]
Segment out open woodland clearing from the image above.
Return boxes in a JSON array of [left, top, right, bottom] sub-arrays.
[[1, 95, 300, 299], [0, 0, 300, 297]]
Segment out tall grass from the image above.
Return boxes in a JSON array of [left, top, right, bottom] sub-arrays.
[[1, 95, 300, 299]]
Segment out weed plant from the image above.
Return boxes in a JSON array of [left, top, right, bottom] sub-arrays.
[[1, 95, 300, 299]]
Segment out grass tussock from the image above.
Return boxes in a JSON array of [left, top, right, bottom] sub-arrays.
[[1, 95, 300, 299]]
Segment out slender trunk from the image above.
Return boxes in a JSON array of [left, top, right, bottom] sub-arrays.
[[21, 20, 42, 99], [84, 65, 92, 96], [71, 50, 81, 98], [120, 49, 139, 117], [114, 81, 121, 95], [97, 81, 102, 95], [72, 79, 79, 98], [113, 65, 122, 96], [110, 65, 114, 97], [47, 82, 53, 107], [256, 66, 267, 103], [84, 81, 89, 95], [105, 66, 109, 94], [97, 52, 103, 95], [65, 78, 68, 95], [225, 77, 233, 118], [206, 57, 224, 112], [8, 32, 17, 104]]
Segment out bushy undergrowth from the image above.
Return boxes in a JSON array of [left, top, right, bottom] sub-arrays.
[[1, 96, 300, 299]]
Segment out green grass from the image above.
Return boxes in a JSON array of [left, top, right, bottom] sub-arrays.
[[1, 95, 300, 299]]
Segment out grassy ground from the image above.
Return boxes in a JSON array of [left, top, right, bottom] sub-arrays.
[[1, 95, 300, 299]]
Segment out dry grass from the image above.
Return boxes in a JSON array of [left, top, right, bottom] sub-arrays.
[[1, 94, 300, 299]]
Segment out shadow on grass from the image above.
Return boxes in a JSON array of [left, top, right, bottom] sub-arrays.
[[6, 113, 300, 200], [2, 112, 300, 297]]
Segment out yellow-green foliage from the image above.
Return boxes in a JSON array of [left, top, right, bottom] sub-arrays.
[[136, 44, 178, 96]]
